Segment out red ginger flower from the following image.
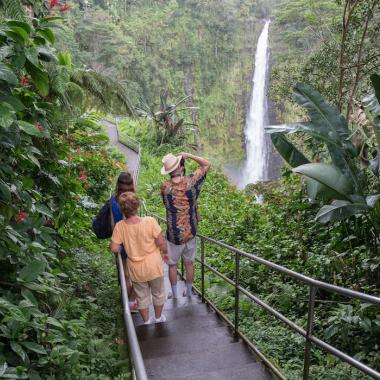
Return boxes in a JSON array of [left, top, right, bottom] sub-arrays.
[[84, 183, 90, 190], [44, 218, 52, 226], [48, 0, 60, 8], [60, 3, 70, 12], [79, 174, 87, 183], [35, 122, 43, 132], [15, 211, 28, 223]]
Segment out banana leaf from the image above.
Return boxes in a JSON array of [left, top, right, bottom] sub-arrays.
[[294, 83, 352, 145], [270, 133, 309, 167], [293, 163, 354, 200], [266, 123, 339, 147], [293, 83, 361, 192], [316, 200, 370, 223]]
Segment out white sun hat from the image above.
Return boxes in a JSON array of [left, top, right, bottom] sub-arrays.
[[161, 153, 182, 175]]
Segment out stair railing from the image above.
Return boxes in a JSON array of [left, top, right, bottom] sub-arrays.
[[116, 254, 148, 380], [144, 206, 380, 380], [113, 121, 146, 379]]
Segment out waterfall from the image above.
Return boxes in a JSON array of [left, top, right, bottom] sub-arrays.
[[241, 20, 271, 188]]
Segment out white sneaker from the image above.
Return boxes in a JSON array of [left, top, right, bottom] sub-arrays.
[[155, 314, 167, 323], [143, 317, 154, 325]]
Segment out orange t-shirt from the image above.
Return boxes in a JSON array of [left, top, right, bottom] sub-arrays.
[[111, 216, 164, 282]]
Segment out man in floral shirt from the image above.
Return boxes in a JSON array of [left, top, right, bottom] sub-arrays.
[[160, 152, 210, 298]]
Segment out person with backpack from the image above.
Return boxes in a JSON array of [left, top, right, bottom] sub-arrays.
[[93, 172, 138, 311], [110, 192, 169, 324], [110, 172, 138, 311]]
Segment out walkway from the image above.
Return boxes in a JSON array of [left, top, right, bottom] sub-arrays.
[[102, 119, 139, 175], [106, 122, 273, 379], [133, 276, 272, 380]]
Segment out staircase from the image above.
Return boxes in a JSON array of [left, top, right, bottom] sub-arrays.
[[133, 278, 272, 380]]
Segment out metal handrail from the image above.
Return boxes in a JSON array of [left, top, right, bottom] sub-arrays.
[[145, 207, 380, 380], [117, 254, 148, 380], [112, 122, 145, 379]]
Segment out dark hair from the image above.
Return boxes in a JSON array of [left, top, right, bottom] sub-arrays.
[[118, 192, 140, 218], [115, 172, 135, 198]]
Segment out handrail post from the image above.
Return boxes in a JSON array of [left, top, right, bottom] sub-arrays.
[[303, 285, 317, 380], [201, 237, 205, 302], [234, 252, 240, 341]]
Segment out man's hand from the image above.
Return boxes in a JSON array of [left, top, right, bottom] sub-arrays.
[[179, 152, 189, 159], [162, 253, 169, 264], [178, 152, 210, 171]]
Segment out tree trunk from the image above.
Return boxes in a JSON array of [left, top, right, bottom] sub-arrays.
[[183, 63, 199, 150]]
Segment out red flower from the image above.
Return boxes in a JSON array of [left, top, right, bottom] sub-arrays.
[[48, 0, 60, 8], [35, 122, 43, 132], [20, 75, 30, 87], [85, 151, 91, 157], [15, 211, 28, 223], [84, 183, 90, 190], [44, 218, 52, 226], [79, 174, 87, 183], [60, 3, 70, 12]]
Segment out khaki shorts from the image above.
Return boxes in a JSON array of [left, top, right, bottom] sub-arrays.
[[133, 276, 165, 309], [167, 238, 197, 265]]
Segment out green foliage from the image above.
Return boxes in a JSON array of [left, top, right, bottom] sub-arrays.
[[267, 84, 379, 244], [56, 0, 261, 161], [0, 13, 129, 379], [136, 90, 195, 145]]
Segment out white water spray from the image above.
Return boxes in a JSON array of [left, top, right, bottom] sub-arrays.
[[241, 20, 271, 187]]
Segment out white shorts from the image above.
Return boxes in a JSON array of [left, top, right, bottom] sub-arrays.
[[167, 238, 197, 265]]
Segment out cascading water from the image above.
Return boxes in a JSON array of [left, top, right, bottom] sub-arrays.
[[241, 20, 271, 188]]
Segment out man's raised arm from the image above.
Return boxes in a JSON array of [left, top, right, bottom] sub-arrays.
[[180, 152, 210, 171]]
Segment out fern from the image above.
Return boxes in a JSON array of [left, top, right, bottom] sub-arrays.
[[0, 0, 25, 20]]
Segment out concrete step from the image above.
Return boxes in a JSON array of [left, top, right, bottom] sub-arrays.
[[136, 314, 226, 341], [164, 362, 273, 380], [139, 326, 233, 359], [144, 341, 255, 379]]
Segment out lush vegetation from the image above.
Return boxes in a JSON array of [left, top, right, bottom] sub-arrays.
[[1, 0, 379, 379], [53, 0, 272, 162], [0, 7, 131, 379]]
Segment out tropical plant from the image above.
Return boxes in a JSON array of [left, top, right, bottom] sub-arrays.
[[266, 82, 379, 243], [0, 14, 128, 378], [136, 89, 197, 145]]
